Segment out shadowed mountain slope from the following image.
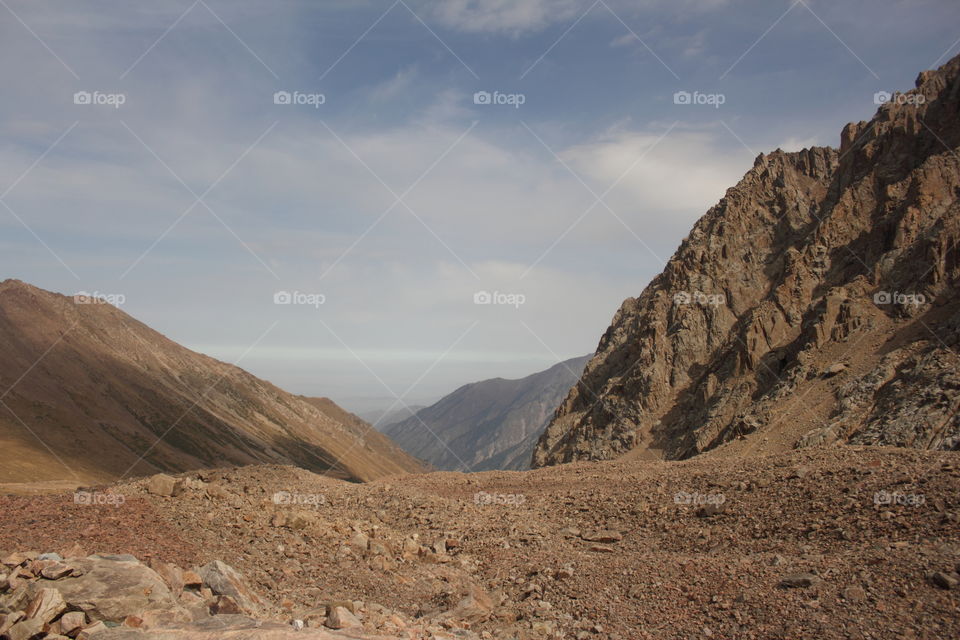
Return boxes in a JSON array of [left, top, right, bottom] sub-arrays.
[[0, 280, 424, 484]]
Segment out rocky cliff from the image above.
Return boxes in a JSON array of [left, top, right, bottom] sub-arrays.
[[534, 55, 960, 467]]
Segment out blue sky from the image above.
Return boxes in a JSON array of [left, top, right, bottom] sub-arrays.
[[2, 0, 958, 412]]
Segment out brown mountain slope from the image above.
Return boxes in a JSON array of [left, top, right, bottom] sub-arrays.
[[298, 396, 427, 473], [0, 280, 424, 484], [534, 54, 960, 467]]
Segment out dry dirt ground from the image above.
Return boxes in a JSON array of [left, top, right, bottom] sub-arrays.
[[2, 447, 959, 639]]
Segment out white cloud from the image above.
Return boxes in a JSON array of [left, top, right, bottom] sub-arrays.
[[427, 0, 583, 35], [610, 33, 637, 48], [561, 128, 747, 220], [425, 0, 731, 35], [367, 66, 420, 102]]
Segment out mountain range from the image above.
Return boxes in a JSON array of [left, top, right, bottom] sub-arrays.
[[384, 355, 591, 471]]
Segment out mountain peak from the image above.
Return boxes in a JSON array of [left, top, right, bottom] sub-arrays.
[[534, 53, 960, 467]]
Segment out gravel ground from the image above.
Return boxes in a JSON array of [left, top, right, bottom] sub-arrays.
[[2, 447, 959, 639]]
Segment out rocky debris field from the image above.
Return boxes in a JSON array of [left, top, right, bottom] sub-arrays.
[[2, 447, 959, 639], [0, 551, 401, 639]]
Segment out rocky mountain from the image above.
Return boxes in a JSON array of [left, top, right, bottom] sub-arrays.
[[535, 55, 960, 467], [0, 280, 424, 484], [385, 355, 591, 471]]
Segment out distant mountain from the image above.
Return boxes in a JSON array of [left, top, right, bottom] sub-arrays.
[[384, 356, 591, 471], [360, 405, 427, 431], [0, 280, 424, 484], [535, 54, 960, 467]]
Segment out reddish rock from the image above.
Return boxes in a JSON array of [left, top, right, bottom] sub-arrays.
[[197, 561, 263, 615], [58, 611, 87, 636], [209, 595, 244, 615], [24, 587, 67, 624], [325, 606, 361, 630]]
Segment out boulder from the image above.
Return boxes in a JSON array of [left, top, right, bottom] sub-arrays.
[[48, 555, 185, 623], [823, 362, 848, 378], [40, 562, 75, 580], [930, 571, 959, 590], [6, 617, 44, 640], [448, 585, 493, 624], [59, 610, 88, 635], [150, 563, 184, 595], [181, 571, 202, 591], [146, 475, 178, 497], [285, 511, 318, 531], [325, 606, 361, 630], [77, 621, 108, 638], [24, 587, 66, 623], [2, 552, 36, 568], [0, 612, 25, 635], [209, 595, 244, 615], [196, 561, 263, 615], [322, 600, 355, 615], [349, 533, 369, 551]]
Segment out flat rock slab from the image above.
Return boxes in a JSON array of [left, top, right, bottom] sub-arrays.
[[45, 555, 185, 623]]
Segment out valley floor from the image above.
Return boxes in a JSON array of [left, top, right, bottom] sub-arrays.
[[2, 447, 959, 639]]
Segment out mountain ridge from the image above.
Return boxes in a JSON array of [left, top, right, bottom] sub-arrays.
[[534, 54, 960, 467], [0, 279, 424, 484], [385, 355, 591, 471]]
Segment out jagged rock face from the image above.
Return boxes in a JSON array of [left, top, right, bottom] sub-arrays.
[[534, 54, 960, 468]]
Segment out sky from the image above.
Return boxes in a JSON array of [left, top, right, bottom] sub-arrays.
[[1, 0, 958, 413]]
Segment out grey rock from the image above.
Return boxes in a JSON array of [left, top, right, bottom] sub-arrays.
[[779, 573, 822, 588]]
